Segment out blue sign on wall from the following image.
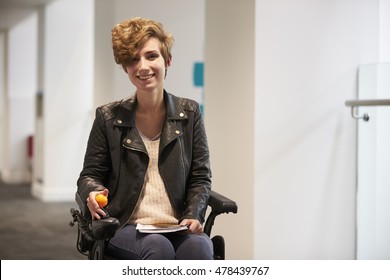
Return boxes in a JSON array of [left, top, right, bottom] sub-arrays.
[[193, 62, 204, 114]]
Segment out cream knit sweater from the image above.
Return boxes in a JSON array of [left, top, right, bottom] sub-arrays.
[[129, 133, 178, 225]]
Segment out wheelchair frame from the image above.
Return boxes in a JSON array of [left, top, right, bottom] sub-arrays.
[[70, 190, 237, 260]]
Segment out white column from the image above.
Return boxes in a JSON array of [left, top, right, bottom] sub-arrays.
[[93, 0, 115, 108], [205, 0, 256, 259], [357, 0, 390, 259], [0, 32, 5, 172], [2, 13, 37, 183], [32, 0, 94, 201]]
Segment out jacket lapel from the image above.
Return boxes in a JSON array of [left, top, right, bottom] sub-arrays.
[[160, 91, 187, 151], [113, 91, 188, 153], [113, 95, 147, 153]]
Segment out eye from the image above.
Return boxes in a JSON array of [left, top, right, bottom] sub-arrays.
[[128, 57, 139, 65], [147, 52, 159, 60]]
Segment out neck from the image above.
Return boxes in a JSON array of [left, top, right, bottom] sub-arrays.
[[136, 90, 165, 112], [136, 89, 165, 114]]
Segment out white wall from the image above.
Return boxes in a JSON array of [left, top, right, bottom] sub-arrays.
[[205, 0, 381, 259], [379, 0, 390, 62], [254, 0, 379, 260], [2, 13, 38, 183]]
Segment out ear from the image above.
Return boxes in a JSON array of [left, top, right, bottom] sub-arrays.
[[122, 65, 128, 73], [166, 56, 172, 67]]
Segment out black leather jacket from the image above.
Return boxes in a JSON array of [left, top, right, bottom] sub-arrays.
[[77, 91, 211, 227]]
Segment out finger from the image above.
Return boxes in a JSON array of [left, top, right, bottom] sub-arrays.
[[92, 212, 101, 220], [191, 224, 202, 234], [92, 207, 106, 220], [87, 201, 97, 214], [193, 222, 203, 234], [87, 201, 102, 219], [97, 208, 107, 217], [88, 196, 99, 210], [188, 222, 200, 234]]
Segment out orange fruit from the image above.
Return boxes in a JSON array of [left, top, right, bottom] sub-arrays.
[[95, 193, 108, 208]]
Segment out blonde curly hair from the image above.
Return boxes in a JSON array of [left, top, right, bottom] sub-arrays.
[[111, 17, 174, 69]]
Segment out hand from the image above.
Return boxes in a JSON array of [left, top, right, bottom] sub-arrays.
[[87, 189, 109, 220], [180, 218, 203, 235]]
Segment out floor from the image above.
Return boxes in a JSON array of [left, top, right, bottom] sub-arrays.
[[0, 180, 86, 260]]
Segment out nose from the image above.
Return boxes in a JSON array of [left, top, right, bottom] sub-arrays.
[[138, 58, 149, 74]]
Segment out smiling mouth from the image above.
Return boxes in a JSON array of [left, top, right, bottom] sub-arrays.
[[138, 74, 154, 80]]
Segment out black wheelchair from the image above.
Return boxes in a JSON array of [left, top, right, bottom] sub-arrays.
[[70, 190, 237, 260]]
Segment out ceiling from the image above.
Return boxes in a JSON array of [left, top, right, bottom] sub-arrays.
[[0, 0, 55, 31]]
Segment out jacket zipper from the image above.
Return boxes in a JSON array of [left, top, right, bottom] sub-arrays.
[[121, 143, 148, 228]]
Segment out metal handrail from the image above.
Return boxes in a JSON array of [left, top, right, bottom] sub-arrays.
[[345, 99, 390, 107], [345, 99, 390, 121]]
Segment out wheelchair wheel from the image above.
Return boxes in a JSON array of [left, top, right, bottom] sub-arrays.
[[89, 240, 105, 260], [211, 235, 225, 260]]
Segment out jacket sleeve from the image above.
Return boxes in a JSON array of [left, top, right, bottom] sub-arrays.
[[77, 108, 111, 203], [181, 104, 212, 224]]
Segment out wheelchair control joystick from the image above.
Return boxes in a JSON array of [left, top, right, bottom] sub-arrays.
[[91, 211, 120, 240], [99, 207, 110, 219], [95, 192, 110, 219]]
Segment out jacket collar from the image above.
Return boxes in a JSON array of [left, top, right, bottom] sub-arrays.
[[116, 90, 187, 151], [113, 90, 188, 128], [164, 90, 188, 121]]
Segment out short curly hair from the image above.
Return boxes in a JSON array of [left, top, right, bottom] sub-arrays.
[[111, 17, 174, 68]]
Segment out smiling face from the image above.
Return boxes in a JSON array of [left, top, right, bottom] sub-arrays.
[[125, 37, 169, 93]]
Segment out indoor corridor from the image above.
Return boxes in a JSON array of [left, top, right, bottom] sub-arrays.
[[0, 179, 85, 260]]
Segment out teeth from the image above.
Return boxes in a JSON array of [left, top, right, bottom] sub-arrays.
[[139, 74, 153, 80]]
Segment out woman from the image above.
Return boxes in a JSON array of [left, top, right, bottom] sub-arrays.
[[77, 17, 213, 260]]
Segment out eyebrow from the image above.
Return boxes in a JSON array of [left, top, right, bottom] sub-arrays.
[[143, 50, 159, 54]]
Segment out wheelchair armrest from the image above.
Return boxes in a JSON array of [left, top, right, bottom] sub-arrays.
[[208, 190, 238, 214], [91, 217, 120, 240], [204, 190, 237, 237], [73, 192, 120, 240]]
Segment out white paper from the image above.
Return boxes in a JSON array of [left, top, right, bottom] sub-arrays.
[[136, 223, 188, 233]]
